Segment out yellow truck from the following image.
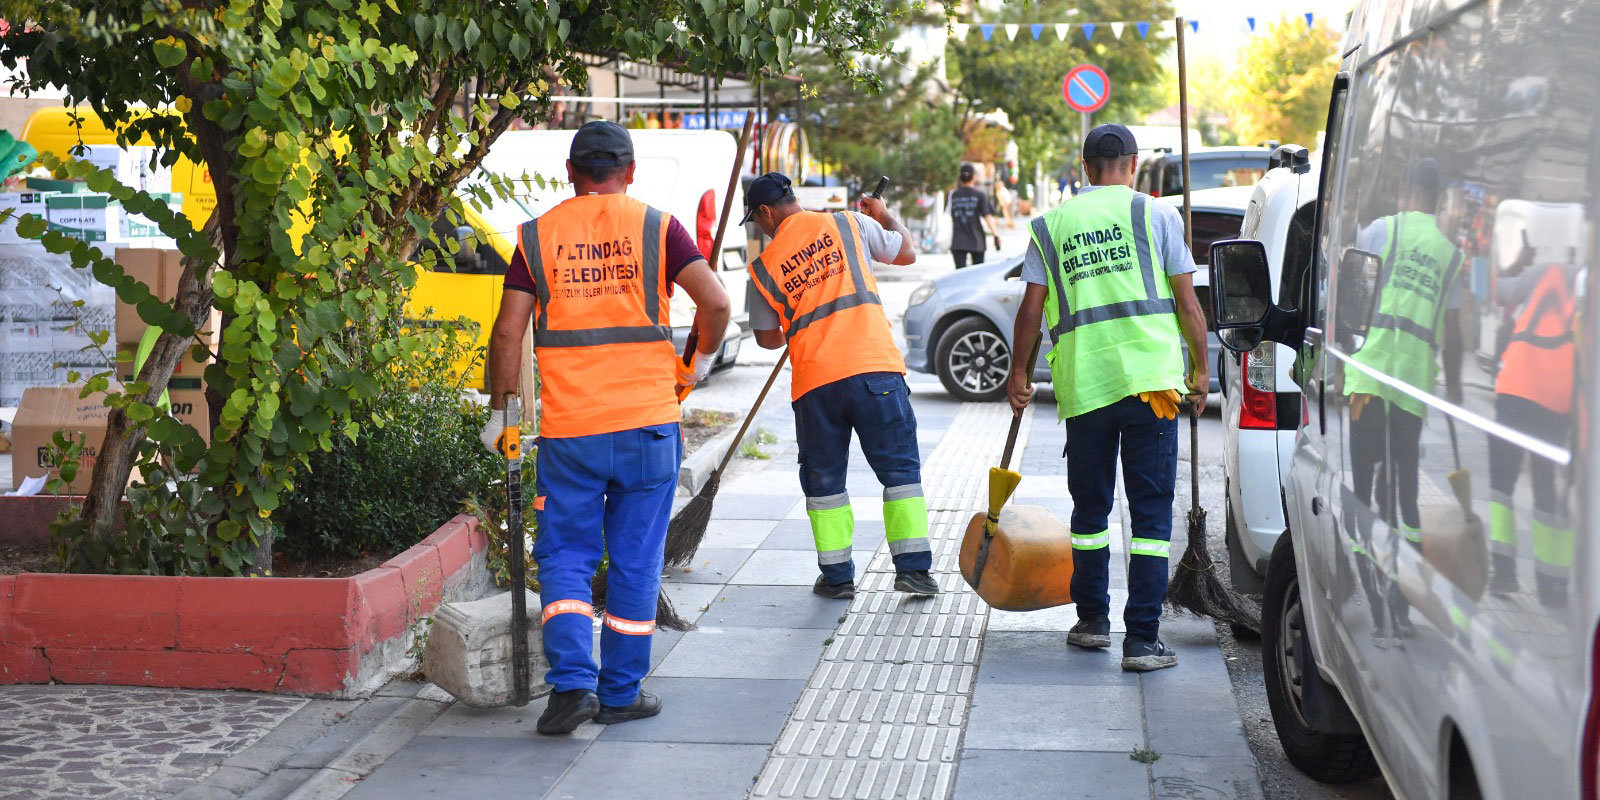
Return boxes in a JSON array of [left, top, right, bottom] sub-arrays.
[[20, 110, 747, 389]]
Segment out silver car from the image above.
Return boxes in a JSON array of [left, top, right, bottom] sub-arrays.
[[903, 189, 1249, 401]]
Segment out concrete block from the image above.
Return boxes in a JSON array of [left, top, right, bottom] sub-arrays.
[[422, 591, 551, 708]]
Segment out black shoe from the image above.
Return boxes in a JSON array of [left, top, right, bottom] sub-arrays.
[[1066, 618, 1110, 649], [536, 689, 599, 735], [595, 691, 663, 724], [1121, 636, 1178, 672], [813, 575, 856, 600], [1489, 553, 1519, 595], [894, 570, 939, 595]]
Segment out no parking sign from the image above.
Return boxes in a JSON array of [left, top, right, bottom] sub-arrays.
[[1063, 64, 1110, 113]]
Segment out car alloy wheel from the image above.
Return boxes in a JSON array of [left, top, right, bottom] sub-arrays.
[[949, 329, 1010, 396]]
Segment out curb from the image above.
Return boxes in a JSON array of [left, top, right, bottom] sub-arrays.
[[279, 686, 453, 800], [677, 423, 764, 495]]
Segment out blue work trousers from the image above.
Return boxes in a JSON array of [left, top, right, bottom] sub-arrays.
[[533, 423, 680, 706], [1065, 395, 1177, 642], [793, 372, 931, 583]]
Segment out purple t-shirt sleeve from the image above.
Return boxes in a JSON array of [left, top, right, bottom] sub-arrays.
[[503, 215, 704, 295]]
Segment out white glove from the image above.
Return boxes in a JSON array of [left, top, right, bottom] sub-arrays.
[[479, 399, 520, 457]]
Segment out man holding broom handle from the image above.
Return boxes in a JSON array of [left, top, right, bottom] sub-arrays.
[[481, 121, 730, 733], [744, 171, 937, 600], [1005, 124, 1209, 672]]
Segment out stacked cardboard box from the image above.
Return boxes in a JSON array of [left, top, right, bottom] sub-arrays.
[[113, 248, 216, 449], [0, 244, 115, 409]]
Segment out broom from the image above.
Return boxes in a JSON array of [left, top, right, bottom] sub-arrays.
[[1164, 15, 1260, 633]]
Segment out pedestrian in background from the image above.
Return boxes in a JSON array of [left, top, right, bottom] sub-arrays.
[[744, 172, 939, 600], [1005, 124, 1210, 672], [482, 121, 731, 733], [950, 163, 1002, 269]]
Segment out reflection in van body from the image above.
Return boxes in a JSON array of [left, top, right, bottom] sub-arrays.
[[1209, 0, 1600, 797]]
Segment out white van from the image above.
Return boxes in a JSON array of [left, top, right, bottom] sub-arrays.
[[1209, 0, 1600, 796], [1221, 156, 1320, 595]]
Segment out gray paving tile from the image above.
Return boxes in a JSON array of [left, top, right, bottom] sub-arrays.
[[762, 519, 884, 552], [589, 628, 684, 674], [663, 547, 753, 584], [701, 585, 850, 629], [977, 632, 1142, 686], [344, 735, 587, 799], [730, 550, 831, 586], [654, 627, 827, 680], [954, 749, 1151, 800], [424, 700, 600, 741], [964, 683, 1143, 752], [1144, 706, 1252, 760], [544, 741, 767, 800], [985, 603, 1080, 632], [703, 494, 801, 520], [1151, 755, 1264, 800], [661, 582, 723, 625], [699, 518, 782, 549], [597, 678, 804, 744]]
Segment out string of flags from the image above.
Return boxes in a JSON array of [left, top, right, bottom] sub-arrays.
[[950, 13, 1320, 42]]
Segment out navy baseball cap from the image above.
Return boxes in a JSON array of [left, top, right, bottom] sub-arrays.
[[569, 120, 634, 166], [1082, 124, 1138, 159], [741, 172, 794, 224]]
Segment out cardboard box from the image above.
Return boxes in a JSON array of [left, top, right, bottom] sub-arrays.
[[0, 192, 52, 244], [167, 385, 211, 444], [24, 177, 88, 193], [11, 385, 113, 493], [113, 248, 182, 345], [120, 192, 183, 240], [46, 193, 125, 244]]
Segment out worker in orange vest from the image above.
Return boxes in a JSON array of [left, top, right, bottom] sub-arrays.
[[1488, 243, 1579, 605], [744, 172, 936, 600], [481, 121, 731, 734]]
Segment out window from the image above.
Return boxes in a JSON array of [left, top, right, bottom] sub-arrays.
[[1279, 201, 1319, 309], [1188, 211, 1244, 266], [1162, 155, 1270, 196]]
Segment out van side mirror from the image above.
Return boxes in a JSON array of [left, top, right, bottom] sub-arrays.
[[1210, 239, 1280, 353], [452, 225, 483, 273], [1333, 248, 1382, 349]]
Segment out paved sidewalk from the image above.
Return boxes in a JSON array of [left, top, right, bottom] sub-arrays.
[[343, 372, 1260, 799]]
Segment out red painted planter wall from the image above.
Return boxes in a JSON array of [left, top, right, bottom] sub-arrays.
[[0, 514, 486, 695]]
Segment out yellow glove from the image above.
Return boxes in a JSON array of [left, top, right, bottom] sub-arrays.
[[1139, 389, 1181, 421], [1350, 392, 1372, 421]]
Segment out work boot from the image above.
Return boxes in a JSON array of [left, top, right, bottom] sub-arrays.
[[1121, 636, 1178, 672], [1066, 618, 1111, 649], [894, 570, 939, 595], [1488, 553, 1518, 596], [813, 575, 856, 600], [595, 691, 663, 725], [536, 689, 600, 735]]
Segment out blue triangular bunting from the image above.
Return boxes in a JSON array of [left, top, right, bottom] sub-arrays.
[[1030, 23, 1044, 40], [1082, 22, 1096, 40], [1136, 21, 1150, 38], [1305, 12, 1315, 27], [1247, 17, 1255, 31], [1189, 19, 1199, 33], [980, 24, 994, 41]]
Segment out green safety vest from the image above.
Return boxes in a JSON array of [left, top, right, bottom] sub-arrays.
[[1343, 212, 1462, 417], [1030, 185, 1186, 419]]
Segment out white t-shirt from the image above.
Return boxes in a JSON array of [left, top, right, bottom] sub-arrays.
[[749, 212, 903, 331]]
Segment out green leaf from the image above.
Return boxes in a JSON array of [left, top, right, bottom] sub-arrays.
[[153, 37, 187, 68], [464, 19, 481, 49]]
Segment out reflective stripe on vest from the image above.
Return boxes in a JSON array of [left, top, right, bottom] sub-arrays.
[[1031, 194, 1175, 344], [750, 211, 883, 341], [518, 207, 672, 347]]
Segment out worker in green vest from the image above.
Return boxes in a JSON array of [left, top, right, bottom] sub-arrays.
[[1005, 124, 1210, 672]]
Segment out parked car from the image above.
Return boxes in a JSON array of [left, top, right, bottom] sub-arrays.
[[1219, 156, 1319, 595], [1135, 146, 1272, 200], [903, 187, 1246, 401], [1210, 0, 1598, 796]]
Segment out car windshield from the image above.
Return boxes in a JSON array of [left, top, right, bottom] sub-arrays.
[[1162, 155, 1269, 197]]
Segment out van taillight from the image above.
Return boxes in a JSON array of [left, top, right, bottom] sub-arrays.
[[1583, 623, 1600, 798], [1239, 343, 1276, 430], [697, 189, 716, 260]]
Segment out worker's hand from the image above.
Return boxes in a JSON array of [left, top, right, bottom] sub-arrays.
[[1186, 365, 1209, 416], [858, 194, 889, 224], [675, 348, 713, 401], [479, 401, 520, 458], [1007, 371, 1034, 414]]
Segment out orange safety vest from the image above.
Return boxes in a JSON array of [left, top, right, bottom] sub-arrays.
[[515, 194, 679, 438], [749, 211, 905, 400], [1496, 263, 1576, 414]]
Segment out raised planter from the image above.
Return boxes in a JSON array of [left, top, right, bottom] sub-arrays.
[[0, 513, 490, 697]]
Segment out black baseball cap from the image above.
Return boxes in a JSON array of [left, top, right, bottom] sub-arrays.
[[1082, 123, 1138, 159], [959, 163, 976, 181], [569, 120, 634, 167], [741, 171, 794, 224]]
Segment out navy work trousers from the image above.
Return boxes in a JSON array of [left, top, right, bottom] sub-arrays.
[[1065, 395, 1177, 642], [534, 423, 681, 707]]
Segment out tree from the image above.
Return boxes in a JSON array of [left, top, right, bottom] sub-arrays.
[[947, 0, 1174, 177], [1225, 17, 1340, 148], [2, 0, 897, 575]]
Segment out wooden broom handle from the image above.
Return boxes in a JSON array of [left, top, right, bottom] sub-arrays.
[[999, 331, 1044, 470]]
